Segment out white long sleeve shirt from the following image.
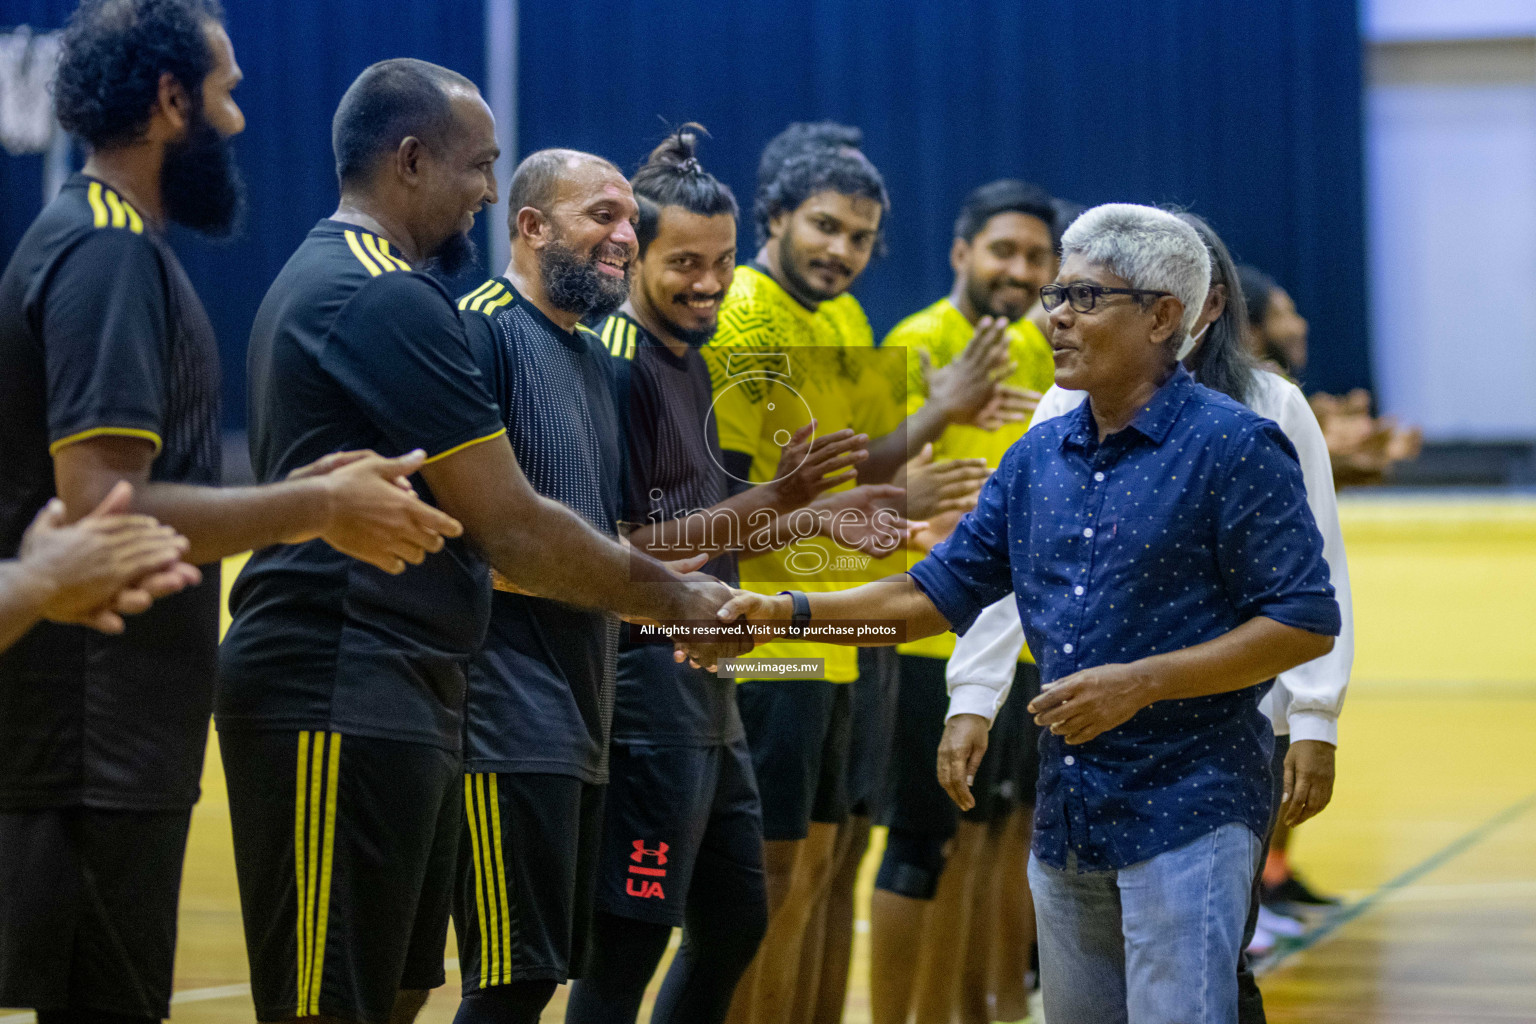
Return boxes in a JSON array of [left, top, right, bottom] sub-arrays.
[[945, 370, 1354, 745]]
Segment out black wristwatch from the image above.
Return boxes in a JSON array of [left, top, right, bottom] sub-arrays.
[[778, 590, 811, 638]]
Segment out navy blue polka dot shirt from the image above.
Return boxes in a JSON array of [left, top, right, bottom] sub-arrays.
[[909, 367, 1340, 871]]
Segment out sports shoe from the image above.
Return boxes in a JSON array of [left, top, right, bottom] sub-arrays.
[[1262, 871, 1341, 906]]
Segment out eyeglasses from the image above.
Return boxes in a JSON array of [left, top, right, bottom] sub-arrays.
[[1040, 282, 1172, 314]]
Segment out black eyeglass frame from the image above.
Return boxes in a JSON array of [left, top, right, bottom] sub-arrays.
[[1040, 282, 1173, 314]]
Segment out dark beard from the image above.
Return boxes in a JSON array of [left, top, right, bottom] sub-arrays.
[[656, 292, 724, 348], [425, 230, 478, 277], [967, 274, 1033, 321], [540, 239, 630, 320], [161, 113, 246, 238], [778, 222, 847, 305]]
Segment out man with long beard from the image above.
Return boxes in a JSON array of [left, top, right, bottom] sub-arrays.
[[451, 147, 750, 1024], [0, 6, 462, 1021]]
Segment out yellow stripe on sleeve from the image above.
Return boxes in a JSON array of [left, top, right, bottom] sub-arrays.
[[469, 283, 506, 313], [421, 427, 506, 465], [360, 233, 398, 275], [294, 732, 311, 1015], [625, 323, 637, 360], [86, 182, 109, 228], [308, 734, 341, 1015], [103, 189, 128, 229], [48, 426, 162, 456], [464, 775, 491, 989], [481, 292, 513, 316], [344, 230, 383, 276], [377, 239, 412, 271], [488, 774, 514, 985], [123, 201, 144, 234], [459, 280, 498, 311]]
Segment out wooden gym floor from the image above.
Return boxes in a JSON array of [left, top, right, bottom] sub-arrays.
[[2, 493, 1533, 1023]]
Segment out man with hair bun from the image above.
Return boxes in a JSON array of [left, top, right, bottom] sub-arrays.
[[720, 203, 1342, 1024], [564, 124, 888, 1024]]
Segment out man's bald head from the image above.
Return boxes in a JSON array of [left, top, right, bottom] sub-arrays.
[[333, 58, 478, 187], [505, 148, 622, 229]]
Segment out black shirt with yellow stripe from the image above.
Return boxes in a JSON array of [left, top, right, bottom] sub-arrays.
[[218, 220, 506, 753], [0, 174, 222, 810]]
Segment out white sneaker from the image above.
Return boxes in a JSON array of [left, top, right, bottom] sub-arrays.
[[1257, 903, 1305, 938]]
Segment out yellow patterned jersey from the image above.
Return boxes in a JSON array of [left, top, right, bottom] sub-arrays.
[[885, 297, 1055, 660], [703, 264, 895, 682]]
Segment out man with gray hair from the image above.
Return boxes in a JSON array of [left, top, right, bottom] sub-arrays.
[[716, 203, 1342, 1022]]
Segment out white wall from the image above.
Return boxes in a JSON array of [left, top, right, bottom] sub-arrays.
[[1364, 2, 1536, 440]]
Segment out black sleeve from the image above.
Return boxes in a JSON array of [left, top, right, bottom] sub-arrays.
[[40, 230, 169, 452], [321, 273, 505, 460], [461, 310, 510, 423], [614, 359, 659, 524], [721, 450, 753, 496]]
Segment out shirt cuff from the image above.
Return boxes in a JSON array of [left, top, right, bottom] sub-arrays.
[[908, 558, 981, 634], [946, 683, 1004, 726], [1284, 710, 1338, 746]]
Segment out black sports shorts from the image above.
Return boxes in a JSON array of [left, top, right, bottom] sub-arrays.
[[595, 736, 766, 928], [736, 679, 850, 841], [0, 806, 192, 1017], [847, 647, 901, 820], [884, 656, 1041, 834], [454, 772, 605, 991], [220, 729, 460, 1024]]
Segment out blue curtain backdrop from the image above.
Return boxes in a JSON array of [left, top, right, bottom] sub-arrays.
[[516, 0, 1370, 397], [4, 0, 1369, 430], [1, 0, 487, 428]]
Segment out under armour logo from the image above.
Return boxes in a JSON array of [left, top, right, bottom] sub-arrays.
[[626, 839, 669, 899], [630, 840, 669, 867]]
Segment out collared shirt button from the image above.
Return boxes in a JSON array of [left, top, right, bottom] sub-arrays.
[[1064, 755, 1076, 766], [1082, 527, 1094, 538], [1074, 585, 1085, 596], [1063, 643, 1074, 654], [1094, 472, 1105, 482]]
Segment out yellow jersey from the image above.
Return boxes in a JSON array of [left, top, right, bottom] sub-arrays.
[[703, 265, 897, 682], [885, 297, 1055, 660]]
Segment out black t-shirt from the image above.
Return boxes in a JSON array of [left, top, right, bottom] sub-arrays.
[[0, 174, 222, 810], [598, 311, 743, 747], [217, 221, 506, 751], [459, 279, 622, 782]]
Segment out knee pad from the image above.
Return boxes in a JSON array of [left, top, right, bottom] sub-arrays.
[[874, 828, 950, 899]]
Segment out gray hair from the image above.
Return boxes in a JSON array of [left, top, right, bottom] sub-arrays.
[[1060, 203, 1211, 352]]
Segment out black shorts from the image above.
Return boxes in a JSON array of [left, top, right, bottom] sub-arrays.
[[0, 806, 192, 1017], [454, 772, 605, 991], [220, 730, 460, 1024], [986, 661, 1044, 811], [736, 679, 851, 841], [595, 737, 766, 928], [884, 656, 1037, 836], [847, 647, 901, 820]]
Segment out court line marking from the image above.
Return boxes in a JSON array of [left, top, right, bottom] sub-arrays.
[[1257, 788, 1536, 975]]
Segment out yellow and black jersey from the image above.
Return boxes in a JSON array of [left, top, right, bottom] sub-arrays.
[[0, 173, 222, 811], [884, 297, 1055, 661], [702, 264, 899, 683], [219, 220, 507, 754]]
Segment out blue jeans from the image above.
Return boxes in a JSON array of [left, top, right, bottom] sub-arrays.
[[1029, 822, 1262, 1024]]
